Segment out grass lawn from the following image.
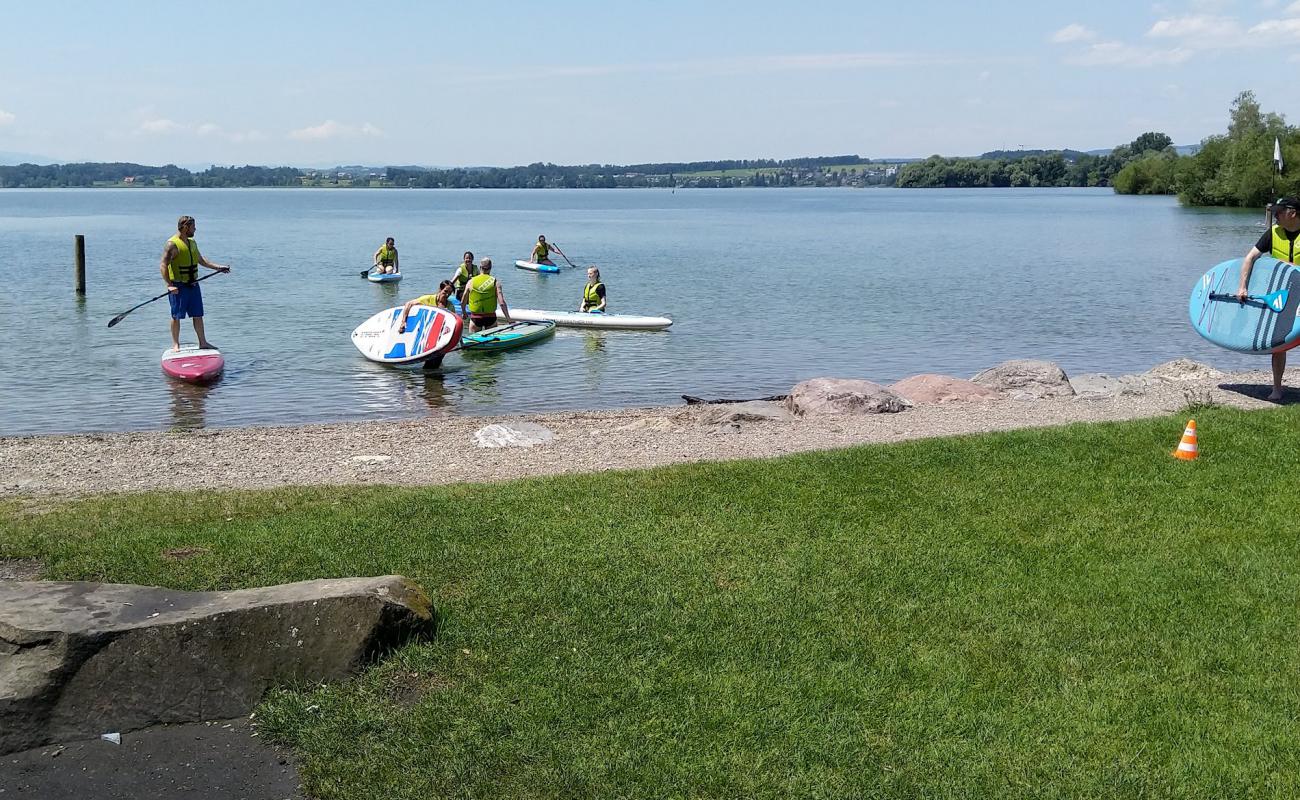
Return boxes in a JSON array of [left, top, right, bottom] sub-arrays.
[[3, 406, 1300, 798]]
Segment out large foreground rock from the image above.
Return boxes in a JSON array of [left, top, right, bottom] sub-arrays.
[[786, 378, 911, 416], [890, 374, 1000, 405], [971, 359, 1075, 400], [0, 576, 434, 755]]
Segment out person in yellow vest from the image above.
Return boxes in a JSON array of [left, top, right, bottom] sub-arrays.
[[448, 250, 477, 303], [372, 237, 399, 274], [1238, 195, 1300, 400], [528, 234, 568, 266], [462, 258, 510, 332], [159, 215, 230, 352], [579, 267, 607, 313], [396, 281, 457, 334]]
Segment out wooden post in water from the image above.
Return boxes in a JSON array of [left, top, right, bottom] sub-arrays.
[[74, 235, 86, 295]]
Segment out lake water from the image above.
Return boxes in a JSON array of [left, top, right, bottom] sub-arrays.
[[0, 187, 1266, 436]]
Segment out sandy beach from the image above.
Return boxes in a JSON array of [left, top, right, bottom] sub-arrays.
[[1, 361, 1290, 499]]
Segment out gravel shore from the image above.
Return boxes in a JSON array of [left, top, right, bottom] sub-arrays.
[[1, 364, 1291, 499]]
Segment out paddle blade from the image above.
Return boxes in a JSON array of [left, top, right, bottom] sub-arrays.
[[106, 314, 126, 328], [1264, 289, 1290, 312]]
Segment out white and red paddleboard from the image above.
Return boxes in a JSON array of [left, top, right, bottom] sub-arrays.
[[351, 305, 463, 365], [161, 345, 225, 384]]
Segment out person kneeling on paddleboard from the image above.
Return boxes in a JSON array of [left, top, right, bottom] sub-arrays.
[[373, 237, 399, 275], [161, 215, 230, 352], [1238, 195, 1300, 400], [529, 234, 566, 266], [580, 267, 607, 313], [397, 281, 457, 334], [463, 258, 511, 332]]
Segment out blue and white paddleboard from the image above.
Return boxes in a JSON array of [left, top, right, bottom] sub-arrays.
[[351, 305, 463, 364], [514, 260, 561, 274], [367, 271, 402, 283], [1189, 257, 1300, 353]]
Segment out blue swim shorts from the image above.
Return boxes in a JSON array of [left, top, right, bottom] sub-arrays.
[[167, 282, 205, 320]]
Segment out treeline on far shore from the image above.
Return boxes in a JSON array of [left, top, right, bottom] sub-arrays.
[[0, 155, 890, 190], [898, 91, 1294, 208]]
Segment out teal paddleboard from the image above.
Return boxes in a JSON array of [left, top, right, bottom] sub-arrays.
[[460, 320, 556, 352], [1188, 257, 1300, 353]]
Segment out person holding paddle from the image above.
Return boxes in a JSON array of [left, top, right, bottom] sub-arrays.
[[160, 215, 230, 351], [528, 234, 568, 267], [372, 237, 399, 274], [1237, 195, 1300, 400], [463, 257, 511, 332], [580, 267, 607, 313]]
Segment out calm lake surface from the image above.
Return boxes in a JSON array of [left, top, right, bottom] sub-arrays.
[[0, 187, 1266, 436]]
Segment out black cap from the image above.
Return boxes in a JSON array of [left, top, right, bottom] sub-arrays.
[[1275, 196, 1300, 212]]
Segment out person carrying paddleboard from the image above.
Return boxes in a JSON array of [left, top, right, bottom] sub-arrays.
[[160, 215, 230, 352], [1238, 195, 1300, 400], [463, 257, 511, 332], [396, 281, 457, 334], [449, 250, 477, 301], [580, 267, 607, 313], [529, 234, 567, 266], [372, 237, 399, 274]]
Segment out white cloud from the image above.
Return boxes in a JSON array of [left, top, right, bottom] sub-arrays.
[[1146, 15, 1241, 39], [1286, 0, 1300, 13], [1050, 23, 1097, 43], [1248, 17, 1300, 37], [1067, 41, 1194, 66], [135, 118, 261, 142], [0, 109, 14, 126], [288, 120, 383, 140], [137, 118, 182, 134]]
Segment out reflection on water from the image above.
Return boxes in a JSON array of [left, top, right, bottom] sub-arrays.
[[581, 331, 608, 389], [166, 378, 212, 430]]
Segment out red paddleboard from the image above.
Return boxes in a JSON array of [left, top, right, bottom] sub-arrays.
[[161, 345, 225, 383]]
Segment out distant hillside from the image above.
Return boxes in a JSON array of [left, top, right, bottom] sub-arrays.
[[978, 149, 1092, 162], [0, 150, 59, 166]]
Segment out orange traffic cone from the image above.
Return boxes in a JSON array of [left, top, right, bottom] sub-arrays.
[[1172, 419, 1198, 461]]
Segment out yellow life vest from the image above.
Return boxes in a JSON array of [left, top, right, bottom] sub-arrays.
[[377, 245, 396, 266], [412, 293, 452, 310], [582, 282, 604, 311], [466, 274, 498, 314], [454, 261, 477, 289], [167, 234, 201, 283], [532, 241, 550, 261], [1271, 226, 1300, 263]]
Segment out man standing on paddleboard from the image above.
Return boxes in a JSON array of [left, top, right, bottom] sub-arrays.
[[160, 215, 230, 352], [1238, 195, 1300, 400]]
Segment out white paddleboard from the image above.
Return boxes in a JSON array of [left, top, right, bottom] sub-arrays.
[[506, 307, 673, 330], [514, 260, 561, 274], [351, 305, 463, 364]]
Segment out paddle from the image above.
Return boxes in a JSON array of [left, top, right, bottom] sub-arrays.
[[1209, 288, 1290, 312], [106, 270, 224, 328], [551, 245, 577, 269]]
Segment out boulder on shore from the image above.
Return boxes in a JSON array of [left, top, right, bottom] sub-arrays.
[[1146, 358, 1225, 382], [698, 401, 795, 425], [971, 359, 1075, 400], [890, 374, 1000, 405], [0, 576, 435, 755], [785, 378, 911, 416]]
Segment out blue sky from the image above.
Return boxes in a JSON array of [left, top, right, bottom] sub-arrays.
[[1, 0, 1296, 166]]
